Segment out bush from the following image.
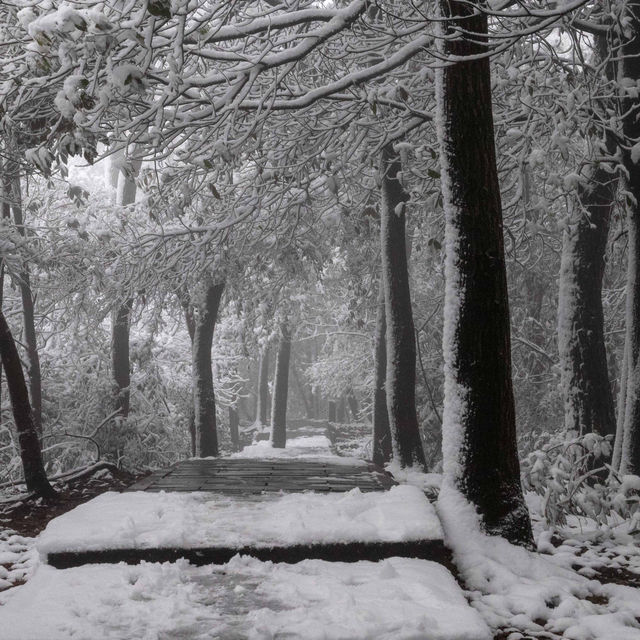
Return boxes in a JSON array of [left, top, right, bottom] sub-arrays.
[[522, 430, 640, 531]]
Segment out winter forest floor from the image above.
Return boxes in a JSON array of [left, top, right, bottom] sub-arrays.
[[0, 430, 639, 639]]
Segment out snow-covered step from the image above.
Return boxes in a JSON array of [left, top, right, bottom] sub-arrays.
[[0, 555, 491, 640], [38, 485, 447, 569]]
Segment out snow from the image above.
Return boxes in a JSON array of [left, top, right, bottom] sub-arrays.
[[557, 189, 586, 436], [231, 434, 367, 466], [437, 482, 640, 639], [37, 484, 442, 558], [385, 461, 441, 492], [0, 531, 38, 592], [434, 22, 471, 491], [0, 555, 490, 640]]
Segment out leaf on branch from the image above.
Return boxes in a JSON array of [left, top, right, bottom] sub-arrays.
[[147, 0, 172, 19]]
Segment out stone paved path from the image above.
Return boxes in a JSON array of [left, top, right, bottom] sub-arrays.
[[126, 457, 396, 494]]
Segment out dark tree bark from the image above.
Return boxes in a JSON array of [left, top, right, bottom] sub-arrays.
[[613, 343, 628, 471], [229, 405, 240, 452], [346, 388, 359, 421], [270, 323, 291, 448], [111, 164, 138, 420], [436, 0, 533, 546], [380, 143, 426, 470], [558, 165, 616, 439], [620, 0, 640, 475], [292, 361, 314, 419], [7, 166, 42, 433], [179, 292, 197, 456], [337, 396, 346, 423], [0, 309, 55, 498], [372, 281, 392, 466], [557, 36, 617, 440], [328, 400, 337, 423], [0, 163, 11, 428], [193, 281, 225, 457], [188, 410, 196, 458], [255, 348, 270, 426], [112, 297, 133, 419]]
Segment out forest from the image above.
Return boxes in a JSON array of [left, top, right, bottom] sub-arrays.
[[0, 1, 640, 639]]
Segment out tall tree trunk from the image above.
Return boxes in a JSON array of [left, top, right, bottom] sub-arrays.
[[373, 281, 392, 466], [229, 405, 240, 452], [0, 163, 11, 429], [613, 343, 628, 472], [193, 281, 225, 457], [112, 297, 133, 419], [111, 163, 138, 420], [436, 0, 533, 546], [180, 293, 196, 456], [292, 361, 313, 419], [255, 348, 270, 427], [380, 143, 426, 470], [557, 37, 617, 440], [8, 167, 42, 433], [558, 161, 617, 439], [346, 388, 359, 421], [337, 396, 346, 423], [270, 323, 291, 448], [0, 309, 55, 498], [328, 400, 337, 423], [619, 2, 640, 475]]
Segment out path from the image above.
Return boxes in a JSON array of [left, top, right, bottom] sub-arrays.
[[41, 426, 449, 569], [0, 422, 494, 639], [125, 457, 396, 494]]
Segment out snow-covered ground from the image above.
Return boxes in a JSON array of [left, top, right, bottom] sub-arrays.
[[438, 483, 640, 640], [2, 435, 640, 639], [230, 434, 367, 466], [37, 484, 443, 558], [0, 530, 38, 592], [0, 555, 490, 640]]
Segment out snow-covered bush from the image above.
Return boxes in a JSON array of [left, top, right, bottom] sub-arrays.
[[522, 430, 640, 530]]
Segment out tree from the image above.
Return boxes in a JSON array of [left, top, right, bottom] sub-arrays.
[[0, 308, 55, 498], [436, 0, 533, 546], [270, 322, 291, 448], [618, 0, 640, 475], [380, 143, 426, 469], [255, 347, 270, 427], [193, 280, 225, 457], [5, 155, 43, 433], [228, 405, 240, 452], [109, 158, 139, 421], [372, 280, 392, 466], [557, 34, 617, 441], [111, 297, 133, 420]]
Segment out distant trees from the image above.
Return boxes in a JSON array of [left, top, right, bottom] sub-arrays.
[[255, 348, 270, 428], [270, 323, 292, 448]]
